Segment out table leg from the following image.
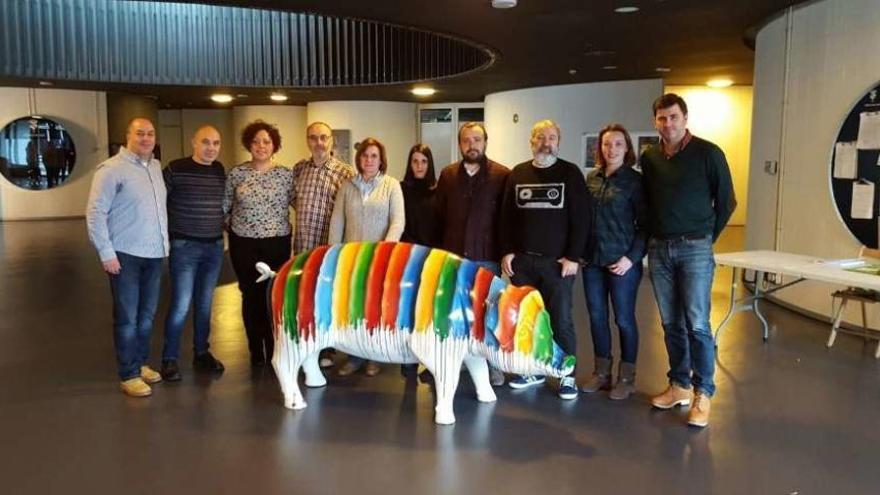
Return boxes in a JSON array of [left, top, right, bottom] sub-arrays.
[[752, 271, 770, 341], [714, 267, 739, 348]]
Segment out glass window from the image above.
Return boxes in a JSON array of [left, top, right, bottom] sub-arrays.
[[420, 109, 452, 123], [458, 107, 484, 123], [0, 116, 76, 190]]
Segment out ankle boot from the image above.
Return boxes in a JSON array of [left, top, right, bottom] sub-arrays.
[[609, 361, 636, 400], [580, 357, 612, 393]]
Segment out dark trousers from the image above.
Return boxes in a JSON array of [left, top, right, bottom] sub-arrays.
[[227, 232, 291, 362], [511, 253, 577, 374]]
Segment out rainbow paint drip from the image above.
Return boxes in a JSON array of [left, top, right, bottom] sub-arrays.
[[264, 241, 576, 425]]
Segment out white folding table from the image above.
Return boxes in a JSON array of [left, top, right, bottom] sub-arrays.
[[712, 250, 880, 347]]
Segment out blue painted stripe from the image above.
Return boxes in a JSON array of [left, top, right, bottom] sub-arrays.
[[483, 276, 506, 349], [396, 245, 430, 331], [450, 260, 477, 339], [315, 244, 342, 333]]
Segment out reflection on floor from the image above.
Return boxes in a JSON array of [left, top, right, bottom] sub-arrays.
[[0, 221, 878, 494]]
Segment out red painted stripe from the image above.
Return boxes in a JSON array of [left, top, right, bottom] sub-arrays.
[[297, 246, 329, 341], [381, 243, 412, 329], [365, 242, 395, 332], [471, 267, 495, 342], [497, 285, 533, 353], [272, 258, 294, 339]]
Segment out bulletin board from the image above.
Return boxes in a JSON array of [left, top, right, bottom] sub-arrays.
[[830, 82, 880, 249]]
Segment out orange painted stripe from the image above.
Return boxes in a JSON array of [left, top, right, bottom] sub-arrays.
[[497, 285, 533, 353], [470, 268, 495, 342], [381, 243, 412, 328], [365, 242, 395, 331]]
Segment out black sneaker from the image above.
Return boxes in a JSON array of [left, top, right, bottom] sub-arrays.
[[193, 352, 225, 373], [160, 360, 182, 382]]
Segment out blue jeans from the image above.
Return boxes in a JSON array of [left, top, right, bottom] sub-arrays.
[[648, 235, 716, 396], [163, 239, 224, 361], [109, 252, 164, 380], [582, 262, 642, 364]]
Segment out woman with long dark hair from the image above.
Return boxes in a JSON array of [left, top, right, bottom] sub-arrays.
[[400, 144, 438, 246], [581, 123, 647, 400]]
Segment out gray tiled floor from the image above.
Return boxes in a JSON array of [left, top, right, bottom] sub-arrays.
[[0, 221, 877, 494]]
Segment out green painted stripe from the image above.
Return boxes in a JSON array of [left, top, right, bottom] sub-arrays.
[[432, 255, 461, 340], [532, 310, 553, 364], [283, 252, 311, 341], [349, 242, 377, 325]]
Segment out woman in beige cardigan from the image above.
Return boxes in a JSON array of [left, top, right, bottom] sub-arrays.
[[329, 137, 405, 377]]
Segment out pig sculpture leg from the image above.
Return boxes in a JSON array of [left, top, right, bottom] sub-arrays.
[[410, 332, 469, 425], [273, 335, 307, 410], [302, 348, 326, 388], [463, 355, 497, 404]]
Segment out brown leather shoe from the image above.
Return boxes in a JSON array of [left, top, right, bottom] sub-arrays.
[[364, 361, 381, 377], [687, 393, 711, 427], [337, 360, 361, 377], [650, 384, 692, 409]]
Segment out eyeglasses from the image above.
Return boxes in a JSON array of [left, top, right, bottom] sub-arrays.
[[307, 134, 332, 143]]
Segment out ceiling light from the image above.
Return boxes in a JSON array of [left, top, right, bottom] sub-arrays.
[[568, 69, 578, 75], [707, 78, 733, 88], [210, 94, 233, 103], [614, 6, 639, 13], [655, 67, 671, 72], [602, 65, 618, 70], [270, 93, 288, 102], [38, 81, 53, 86], [411, 87, 436, 97], [491, 0, 517, 8]]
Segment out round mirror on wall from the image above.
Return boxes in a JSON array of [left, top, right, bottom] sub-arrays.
[[830, 82, 880, 249], [0, 116, 76, 190]]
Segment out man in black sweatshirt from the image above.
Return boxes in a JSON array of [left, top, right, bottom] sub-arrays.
[[641, 93, 736, 428], [500, 119, 589, 400]]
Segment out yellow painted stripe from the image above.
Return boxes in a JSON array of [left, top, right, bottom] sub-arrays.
[[414, 249, 447, 333], [514, 290, 544, 355], [332, 242, 362, 328]]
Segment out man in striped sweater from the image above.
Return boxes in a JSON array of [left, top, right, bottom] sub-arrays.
[[160, 125, 228, 381]]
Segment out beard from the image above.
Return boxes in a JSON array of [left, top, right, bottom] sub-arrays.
[[532, 146, 558, 167], [462, 148, 486, 164]]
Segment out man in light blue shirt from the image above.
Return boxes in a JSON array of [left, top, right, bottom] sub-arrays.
[[86, 117, 169, 397]]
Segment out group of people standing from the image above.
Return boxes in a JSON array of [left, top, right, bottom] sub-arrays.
[[85, 92, 735, 428]]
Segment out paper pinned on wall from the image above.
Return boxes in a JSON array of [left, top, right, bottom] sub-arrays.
[[851, 181, 875, 219], [834, 141, 858, 179], [857, 111, 880, 149]]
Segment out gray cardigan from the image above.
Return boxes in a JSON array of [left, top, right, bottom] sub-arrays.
[[328, 173, 405, 243]]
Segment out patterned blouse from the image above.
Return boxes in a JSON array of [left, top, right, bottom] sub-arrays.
[[223, 163, 295, 239]]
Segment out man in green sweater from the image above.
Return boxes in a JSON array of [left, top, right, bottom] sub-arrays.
[[641, 93, 736, 428]]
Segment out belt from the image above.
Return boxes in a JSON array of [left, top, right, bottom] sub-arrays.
[[653, 233, 710, 242]]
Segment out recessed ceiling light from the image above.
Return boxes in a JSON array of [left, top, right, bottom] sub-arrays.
[[411, 87, 436, 96], [707, 78, 734, 88], [614, 6, 639, 13], [38, 81, 53, 86], [602, 65, 618, 70], [210, 94, 233, 103], [655, 67, 671, 73], [491, 0, 517, 9], [568, 69, 578, 75], [270, 93, 288, 102]]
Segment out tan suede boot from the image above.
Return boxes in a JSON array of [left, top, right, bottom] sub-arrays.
[[609, 361, 636, 400], [580, 357, 612, 393]]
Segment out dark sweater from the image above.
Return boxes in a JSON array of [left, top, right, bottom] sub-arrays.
[[500, 158, 589, 260], [584, 165, 647, 266], [400, 180, 439, 246], [639, 136, 736, 241], [163, 157, 226, 241], [435, 159, 509, 261]]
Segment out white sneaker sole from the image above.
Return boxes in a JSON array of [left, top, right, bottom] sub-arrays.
[[508, 380, 546, 390], [687, 418, 709, 428]]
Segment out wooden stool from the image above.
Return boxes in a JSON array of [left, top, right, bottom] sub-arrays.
[[828, 287, 880, 359]]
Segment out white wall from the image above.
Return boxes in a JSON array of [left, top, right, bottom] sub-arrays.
[[231, 105, 308, 168], [484, 79, 663, 168], [307, 101, 417, 179], [0, 88, 107, 220], [748, 0, 880, 326]]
